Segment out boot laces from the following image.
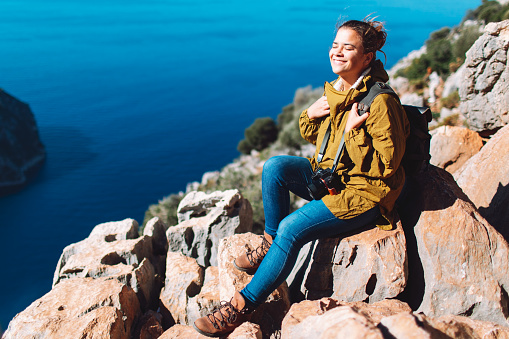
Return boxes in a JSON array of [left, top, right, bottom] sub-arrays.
[[206, 300, 240, 330], [246, 235, 271, 266]]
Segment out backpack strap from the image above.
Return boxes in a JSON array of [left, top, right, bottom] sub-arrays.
[[358, 82, 398, 115]]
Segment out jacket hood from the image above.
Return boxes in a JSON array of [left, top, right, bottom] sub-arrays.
[[325, 59, 389, 117], [367, 59, 389, 84], [324, 59, 390, 134]]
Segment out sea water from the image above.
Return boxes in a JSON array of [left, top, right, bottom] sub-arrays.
[[0, 0, 480, 329]]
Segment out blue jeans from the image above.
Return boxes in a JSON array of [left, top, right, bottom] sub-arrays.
[[240, 155, 380, 308]]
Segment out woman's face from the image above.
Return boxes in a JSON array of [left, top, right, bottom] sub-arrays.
[[329, 28, 373, 81]]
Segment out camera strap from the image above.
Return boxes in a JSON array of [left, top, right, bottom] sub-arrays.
[[316, 121, 346, 172]]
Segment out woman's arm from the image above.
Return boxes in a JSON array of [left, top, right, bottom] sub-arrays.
[[344, 94, 409, 178]]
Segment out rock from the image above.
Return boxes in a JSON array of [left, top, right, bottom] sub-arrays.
[[428, 71, 441, 103], [143, 217, 169, 255], [295, 220, 407, 304], [429, 314, 509, 338], [3, 277, 140, 339], [159, 251, 204, 327], [281, 298, 410, 339], [132, 310, 164, 339], [430, 125, 483, 174], [186, 181, 200, 193], [227, 322, 263, 339], [442, 63, 465, 98], [288, 306, 384, 338], [53, 218, 162, 311], [454, 124, 509, 241], [397, 165, 509, 326], [201, 170, 220, 187], [159, 324, 209, 339], [400, 92, 425, 106], [459, 20, 509, 134], [88, 218, 139, 240], [0, 89, 46, 196], [186, 266, 221, 325], [281, 297, 509, 339], [217, 233, 291, 337], [388, 76, 410, 95], [380, 312, 509, 338], [166, 189, 253, 267], [439, 107, 460, 120], [159, 322, 262, 339]]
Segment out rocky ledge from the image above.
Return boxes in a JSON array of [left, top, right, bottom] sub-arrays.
[[4, 19, 509, 339], [4, 154, 509, 338], [0, 89, 45, 196]]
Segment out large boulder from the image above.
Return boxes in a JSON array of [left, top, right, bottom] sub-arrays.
[[53, 218, 165, 311], [217, 233, 291, 337], [454, 124, 509, 241], [398, 165, 509, 326], [290, 220, 407, 304], [159, 251, 205, 327], [459, 20, 509, 135], [0, 89, 46, 195], [430, 125, 483, 174], [281, 298, 411, 339], [281, 297, 509, 339], [3, 277, 140, 339], [166, 189, 253, 267], [380, 312, 509, 338]]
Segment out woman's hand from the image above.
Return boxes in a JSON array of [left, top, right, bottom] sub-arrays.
[[345, 102, 369, 132], [307, 96, 330, 119]]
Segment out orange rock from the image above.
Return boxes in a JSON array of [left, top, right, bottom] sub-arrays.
[[454, 124, 509, 240], [430, 125, 483, 174], [3, 277, 140, 338]]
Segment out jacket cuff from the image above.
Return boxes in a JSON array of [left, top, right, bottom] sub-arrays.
[[300, 110, 321, 125]]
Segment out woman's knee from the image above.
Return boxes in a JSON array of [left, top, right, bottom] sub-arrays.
[[275, 216, 301, 248], [263, 156, 287, 175]]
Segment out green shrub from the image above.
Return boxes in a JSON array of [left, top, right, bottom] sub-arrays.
[[425, 28, 454, 76], [277, 104, 296, 130], [278, 119, 307, 149], [441, 91, 460, 109], [397, 27, 454, 80], [465, 0, 509, 23], [143, 193, 183, 231], [453, 26, 481, 63], [398, 55, 430, 80], [238, 117, 279, 154]]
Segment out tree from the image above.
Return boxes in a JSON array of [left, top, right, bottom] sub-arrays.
[[237, 117, 278, 154]]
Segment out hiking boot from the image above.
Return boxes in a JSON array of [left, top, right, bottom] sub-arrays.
[[193, 291, 253, 337], [233, 232, 272, 275]]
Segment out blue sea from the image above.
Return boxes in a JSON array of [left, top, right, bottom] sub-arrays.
[[0, 0, 480, 330]]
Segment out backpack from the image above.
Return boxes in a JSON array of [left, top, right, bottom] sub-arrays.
[[357, 81, 432, 176]]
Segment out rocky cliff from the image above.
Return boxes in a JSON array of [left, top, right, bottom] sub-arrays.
[[0, 89, 45, 195], [4, 19, 509, 339], [459, 20, 509, 135]]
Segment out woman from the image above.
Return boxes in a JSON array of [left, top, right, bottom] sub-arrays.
[[193, 18, 410, 337]]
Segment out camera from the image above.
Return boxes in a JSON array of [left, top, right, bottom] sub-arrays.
[[306, 168, 340, 200]]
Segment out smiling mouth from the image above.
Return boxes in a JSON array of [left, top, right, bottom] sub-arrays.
[[332, 59, 346, 64]]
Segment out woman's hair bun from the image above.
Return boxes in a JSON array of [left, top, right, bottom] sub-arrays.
[[336, 16, 387, 63]]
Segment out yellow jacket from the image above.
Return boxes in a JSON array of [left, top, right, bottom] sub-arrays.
[[299, 61, 410, 230]]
